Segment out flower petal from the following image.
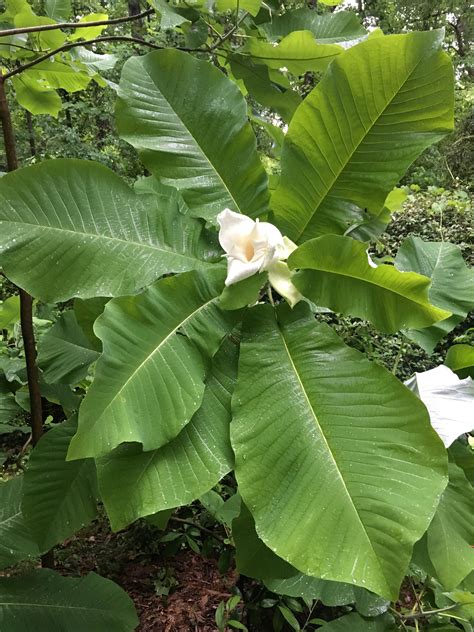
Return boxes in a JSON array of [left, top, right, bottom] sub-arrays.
[[217, 209, 255, 258], [405, 365, 474, 447], [225, 256, 263, 286], [268, 261, 302, 308]]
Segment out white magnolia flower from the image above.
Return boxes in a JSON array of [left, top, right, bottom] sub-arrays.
[[217, 209, 301, 307], [405, 365, 474, 447]]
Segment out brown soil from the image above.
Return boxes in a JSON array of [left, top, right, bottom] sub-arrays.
[[120, 552, 237, 632]]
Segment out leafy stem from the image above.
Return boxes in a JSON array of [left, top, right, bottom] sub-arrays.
[[0, 8, 154, 38]]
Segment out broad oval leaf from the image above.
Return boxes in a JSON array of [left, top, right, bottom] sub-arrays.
[[0, 159, 217, 302], [116, 49, 269, 222], [446, 344, 474, 379], [260, 9, 367, 43], [245, 31, 343, 75], [0, 569, 138, 631], [22, 418, 98, 551], [231, 303, 447, 599], [395, 237, 474, 352], [272, 30, 454, 241], [426, 462, 474, 590], [68, 269, 238, 460], [96, 337, 238, 530], [0, 477, 39, 569], [38, 311, 100, 385], [288, 235, 450, 333]]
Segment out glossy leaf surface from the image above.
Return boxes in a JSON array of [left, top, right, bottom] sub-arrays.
[[0, 160, 217, 302], [0, 569, 138, 631], [69, 269, 237, 460], [22, 419, 98, 551], [272, 31, 454, 241], [395, 237, 474, 352], [96, 338, 237, 530], [231, 303, 447, 598], [289, 235, 450, 333], [116, 49, 268, 222]]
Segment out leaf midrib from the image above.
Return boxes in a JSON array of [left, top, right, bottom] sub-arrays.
[[137, 64, 243, 214], [295, 42, 433, 241], [276, 320, 388, 590], [297, 257, 440, 310], [1, 221, 208, 265], [85, 295, 219, 429]]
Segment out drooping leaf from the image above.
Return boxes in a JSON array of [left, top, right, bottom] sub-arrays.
[[96, 337, 237, 530], [426, 462, 474, 590], [219, 272, 267, 310], [44, 0, 71, 20], [69, 13, 108, 41], [0, 159, 218, 302], [11, 74, 61, 117], [446, 344, 474, 379], [450, 441, 474, 488], [216, 0, 261, 16], [38, 311, 100, 385], [70, 47, 119, 72], [22, 418, 98, 551], [21, 61, 92, 93], [266, 574, 355, 604], [0, 388, 22, 424], [318, 612, 396, 631], [231, 303, 447, 599], [272, 31, 454, 241], [405, 365, 474, 448], [0, 295, 20, 330], [288, 235, 450, 333], [116, 49, 269, 222], [245, 31, 342, 75], [260, 9, 366, 43], [74, 298, 108, 352], [147, 0, 190, 29], [0, 477, 39, 569], [395, 237, 474, 352], [346, 187, 407, 242], [0, 569, 138, 631], [232, 503, 295, 580], [68, 269, 238, 460], [230, 55, 301, 123]]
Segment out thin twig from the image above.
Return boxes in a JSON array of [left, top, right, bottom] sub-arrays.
[[169, 517, 226, 543], [209, 10, 249, 50], [2, 36, 208, 81], [0, 8, 154, 38]]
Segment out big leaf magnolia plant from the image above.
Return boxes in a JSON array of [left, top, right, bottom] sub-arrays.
[[2, 18, 472, 624]]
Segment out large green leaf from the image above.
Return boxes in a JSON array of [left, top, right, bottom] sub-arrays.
[[68, 269, 237, 460], [230, 55, 301, 123], [21, 61, 92, 93], [260, 9, 366, 43], [318, 613, 396, 631], [22, 418, 98, 551], [116, 49, 269, 222], [446, 344, 474, 379], [0, 159, 217, 302], [0, 477, 39, 569], [11, 74, 62, 117], [38, 311, 100, 385], [288, 235, 450, 333], [0, 385, 21, 424], [245, 31, 342, 75], [231, 303, 447, 599], [0, 569, 138, 631], [45, 0, 71, 20], [272, 31, 454, 241], [96, 337, 237, 530], [395, 237, 474, 352], [232, 503, 295, 580], [426, 462, 474, 590]]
